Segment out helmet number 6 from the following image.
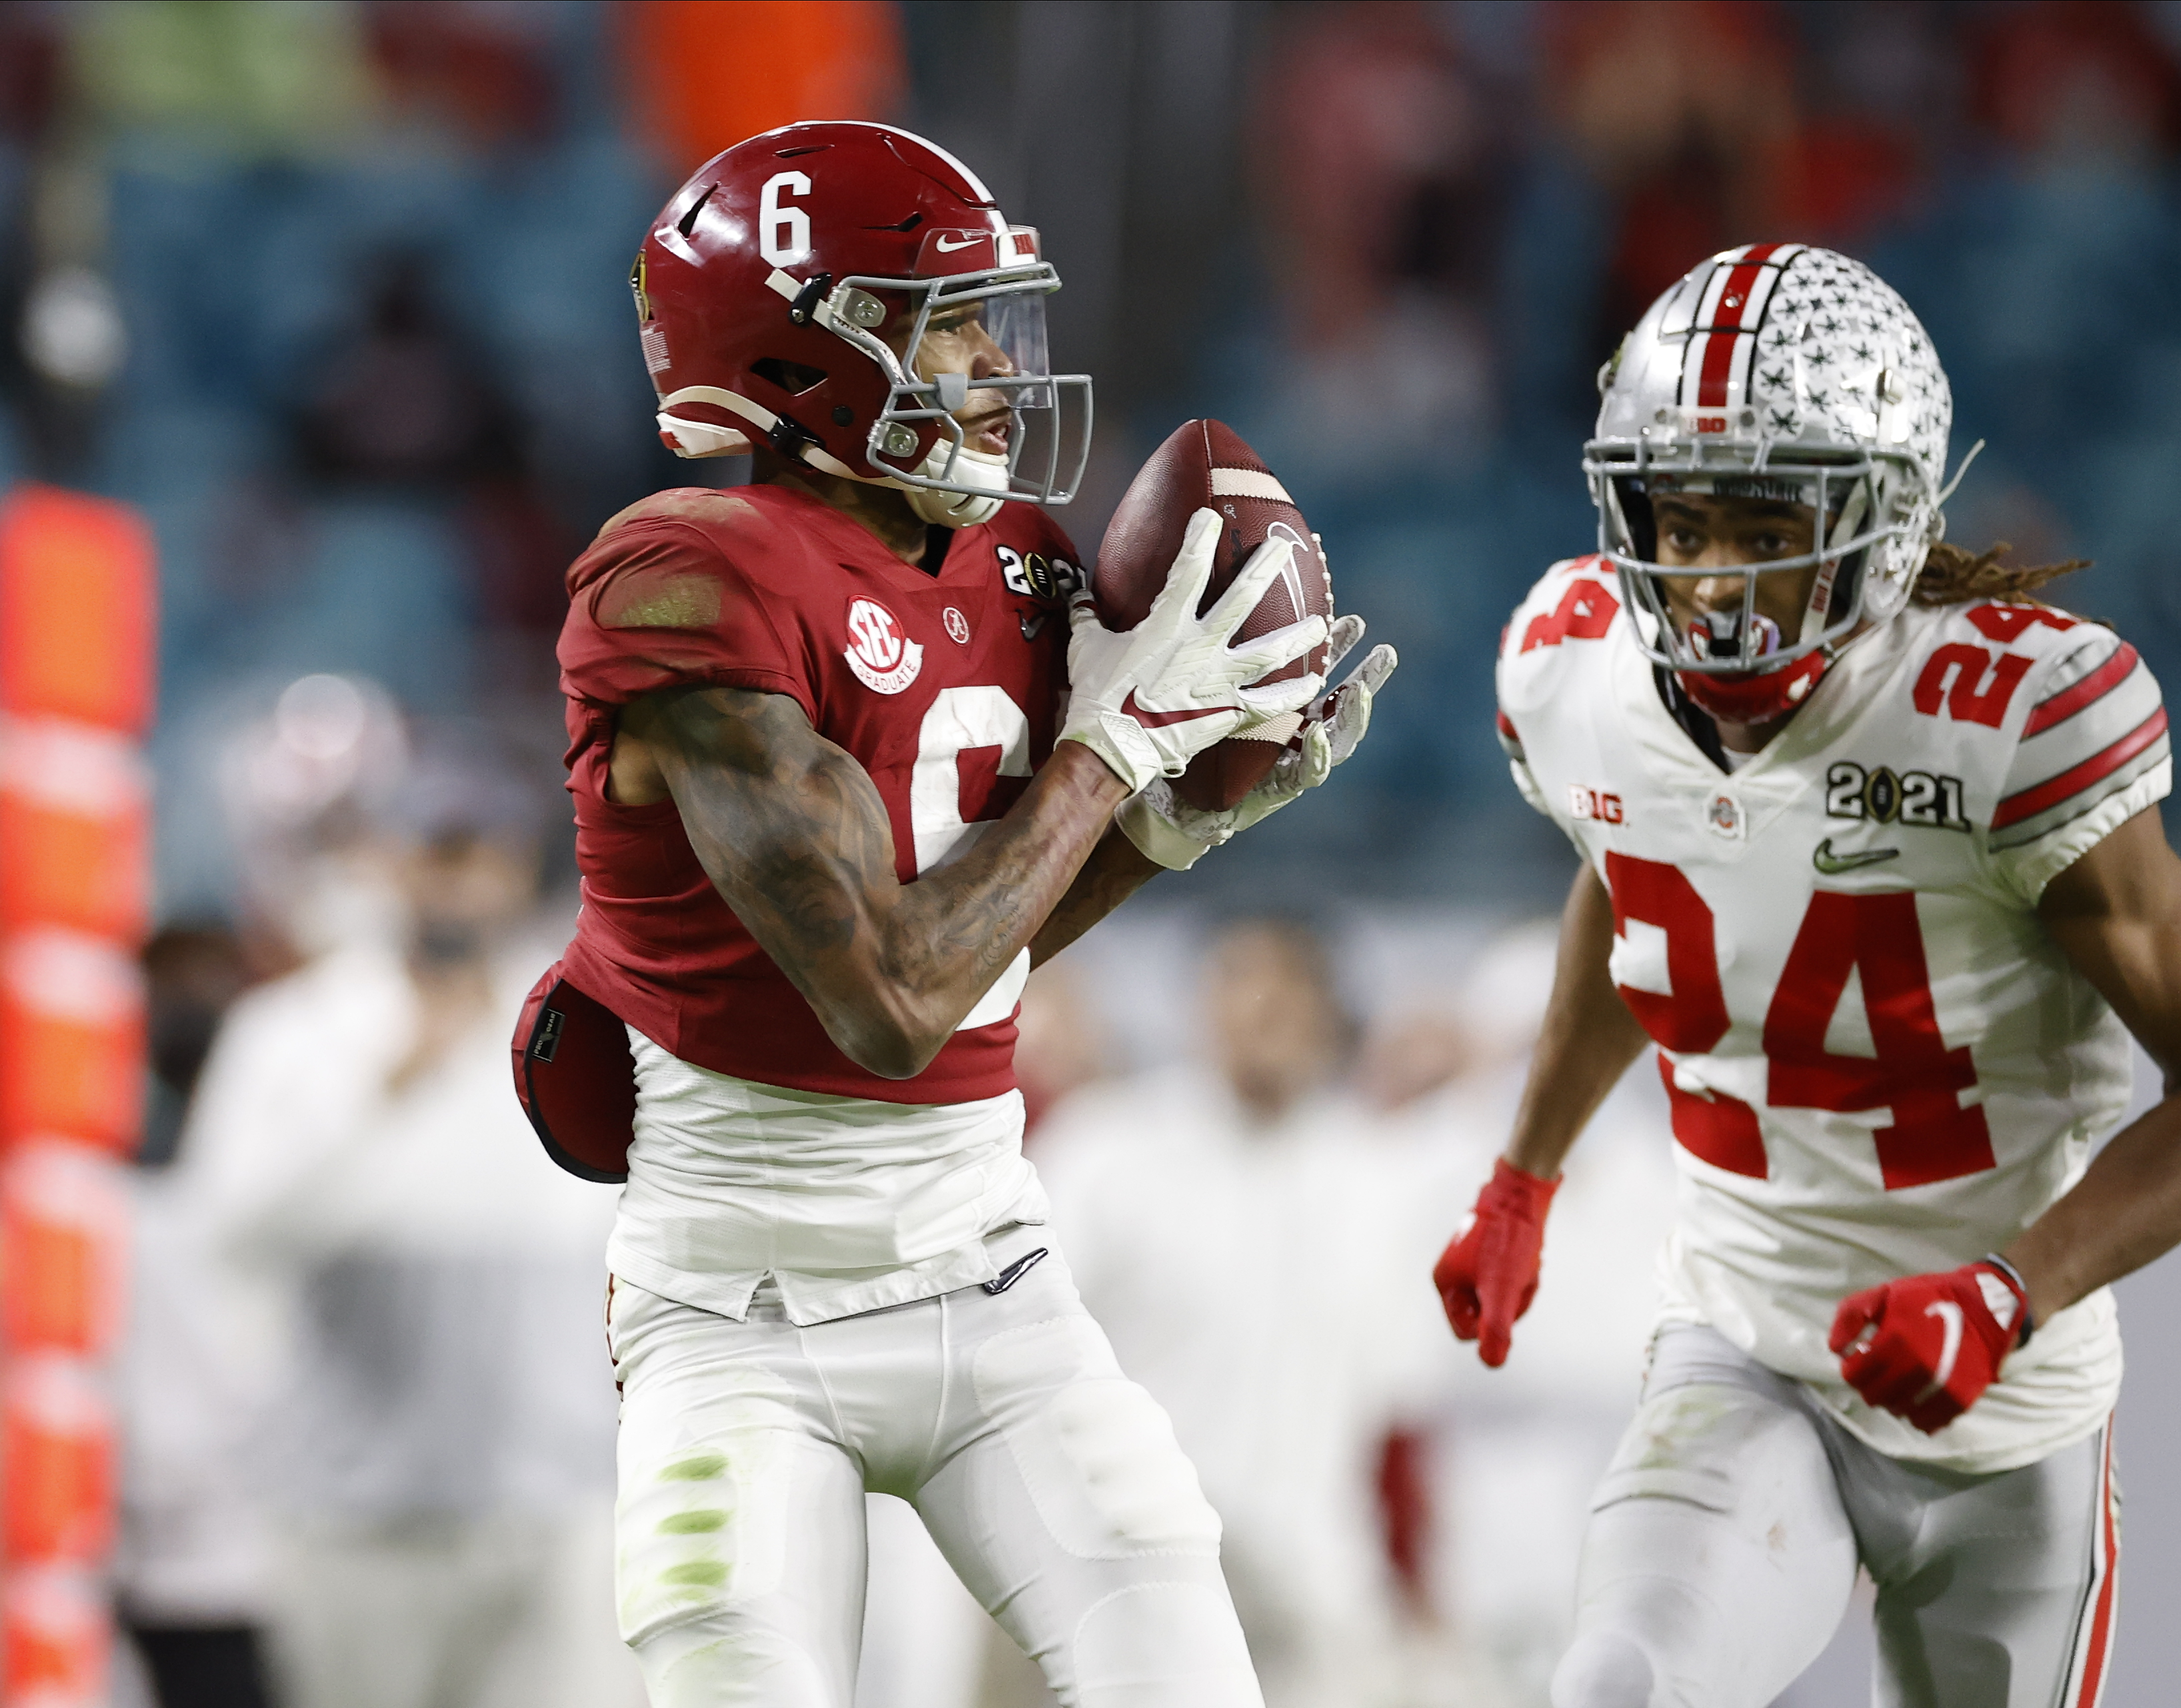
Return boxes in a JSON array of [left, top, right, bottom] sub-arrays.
[[759, 171, 812, 266]]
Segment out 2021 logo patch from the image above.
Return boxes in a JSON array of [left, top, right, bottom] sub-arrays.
[[1826, 762, 1968, 832], [997, 544, 1080, 602]]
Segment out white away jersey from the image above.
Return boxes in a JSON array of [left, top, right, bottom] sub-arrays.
[[1498, 556, 2171, 1472]]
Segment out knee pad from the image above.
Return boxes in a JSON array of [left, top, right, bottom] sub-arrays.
[[633, 1608, 833, 1708], [1552, 1631, 1656, 1708], [1072, 1581, 1261, 1708]]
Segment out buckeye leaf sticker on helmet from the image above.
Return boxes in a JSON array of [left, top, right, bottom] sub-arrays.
[[1586, 245, 1978, 724]]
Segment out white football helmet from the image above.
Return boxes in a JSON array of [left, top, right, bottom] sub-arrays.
[[1586, 244, 1966, 720]]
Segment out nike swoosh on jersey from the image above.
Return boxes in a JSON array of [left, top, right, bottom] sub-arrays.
[[1812, 838, 1901, 874], [933, 233, 981, 252], [1118, 690, 1225, 728]]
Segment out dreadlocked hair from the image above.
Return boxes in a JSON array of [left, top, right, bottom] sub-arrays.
[[1911, 542, 2090, 608]]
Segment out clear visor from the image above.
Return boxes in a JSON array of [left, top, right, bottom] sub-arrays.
[[824, 268, 1092, 507], [1584, 445, 1916, 674]]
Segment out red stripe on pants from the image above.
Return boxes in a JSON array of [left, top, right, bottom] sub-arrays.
[[2075, 1427, 2119, 1708]]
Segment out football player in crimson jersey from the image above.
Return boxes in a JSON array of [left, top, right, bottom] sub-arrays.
[[1434, 244, 2181, 1708], [541, 123, 1393, 1708]]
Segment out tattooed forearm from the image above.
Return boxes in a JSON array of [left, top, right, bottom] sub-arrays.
[[627, 683, 1128, 1077], [1030, 829, 1160, 966]]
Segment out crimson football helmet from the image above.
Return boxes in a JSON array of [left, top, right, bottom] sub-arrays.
[[1586, 244, 1975, 722], [633, 121, 1091, 527]]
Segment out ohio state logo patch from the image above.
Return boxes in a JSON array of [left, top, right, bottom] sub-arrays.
[[844, 596, 923, 694]]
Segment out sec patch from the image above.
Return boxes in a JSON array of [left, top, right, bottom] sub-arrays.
[[844, 596, 923, 694]]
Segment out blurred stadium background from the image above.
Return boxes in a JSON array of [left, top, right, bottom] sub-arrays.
[[0, 3, 2177, 1707]]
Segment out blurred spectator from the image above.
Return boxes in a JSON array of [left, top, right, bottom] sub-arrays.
[[293, 253, 521, 493], [1970, 0, 2181, 168], [365, 3, 560, 151], [121, 918, 278, 1708], [138, 922, 257, 1170], [217, 673, 411, 966], [0, 5, 62, 144], [67, 1, 380, 157], [617, 0, 905, 173], [1037, 918, 1439, 1708], [1011, 960, 1111, 1138], [1360, 1008, 1476, 1116], [163, 728, 635, 1708], [289, 251, 573, 652], [1547, 1, 1801, 353], [1368, 921, 1677, 1706], [1252, 2, 1510, 461]]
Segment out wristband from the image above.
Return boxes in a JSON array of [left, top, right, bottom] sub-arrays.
[[1980, 1253, 2036, 1347], [1113, 782, 1218, 871]]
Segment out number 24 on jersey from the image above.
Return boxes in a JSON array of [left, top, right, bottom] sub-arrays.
[[1609, 852, 1995, 1191]]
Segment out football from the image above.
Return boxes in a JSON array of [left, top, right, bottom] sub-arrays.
[[1094, 420, 1333, 810]]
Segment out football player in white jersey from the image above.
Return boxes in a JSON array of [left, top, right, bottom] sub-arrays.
[[1432, 243, 2181, 1708]]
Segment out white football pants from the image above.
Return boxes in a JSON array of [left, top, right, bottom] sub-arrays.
[[1552, 1325, 2118, 1708], [607, 1236, 1264, 1708]]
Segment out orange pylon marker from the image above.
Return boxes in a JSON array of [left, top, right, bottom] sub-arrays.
[[0, 484, 155, 1708]]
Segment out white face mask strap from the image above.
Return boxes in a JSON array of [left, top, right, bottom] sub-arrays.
[[1932, 438, 1985, 509]]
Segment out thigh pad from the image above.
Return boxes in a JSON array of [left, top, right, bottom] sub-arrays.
[[972, 1313, 1222, 1561]]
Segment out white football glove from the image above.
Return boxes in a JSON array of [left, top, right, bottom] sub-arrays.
[[1061, 508, 1329, 794], [1115, 613, 1397, 870]]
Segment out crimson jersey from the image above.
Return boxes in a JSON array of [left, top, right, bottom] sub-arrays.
[[556, 482, 1079, 1104]]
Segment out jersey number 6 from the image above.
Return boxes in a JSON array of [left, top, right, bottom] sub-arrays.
[[1606, 852, 1996, 1190], [911, 686, 1032, 874]]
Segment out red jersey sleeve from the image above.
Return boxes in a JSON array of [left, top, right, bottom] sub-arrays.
[[558, 490, 816, 721]]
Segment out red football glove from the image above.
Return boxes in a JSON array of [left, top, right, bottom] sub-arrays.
[[1433, 1159, 1559, 1367], [1828, 1258, 2032, 1434]]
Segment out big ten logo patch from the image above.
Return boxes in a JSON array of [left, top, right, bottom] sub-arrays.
[[997, 545, 1081, 602], [1568, 785, 1624, 824], [844, 596, 924, 694]]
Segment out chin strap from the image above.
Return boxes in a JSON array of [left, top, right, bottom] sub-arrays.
[[903, 482, 1005, 526], [899, 440, 1011, 526], [657, 380, 1014, 522]]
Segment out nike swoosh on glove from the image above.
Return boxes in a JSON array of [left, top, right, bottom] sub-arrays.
[[1828, 1259, 2030, 1434], [1060, 508, 1328, 794], [1114, 612, 1398, 870], [1433, 1158, 1559, 1368]]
